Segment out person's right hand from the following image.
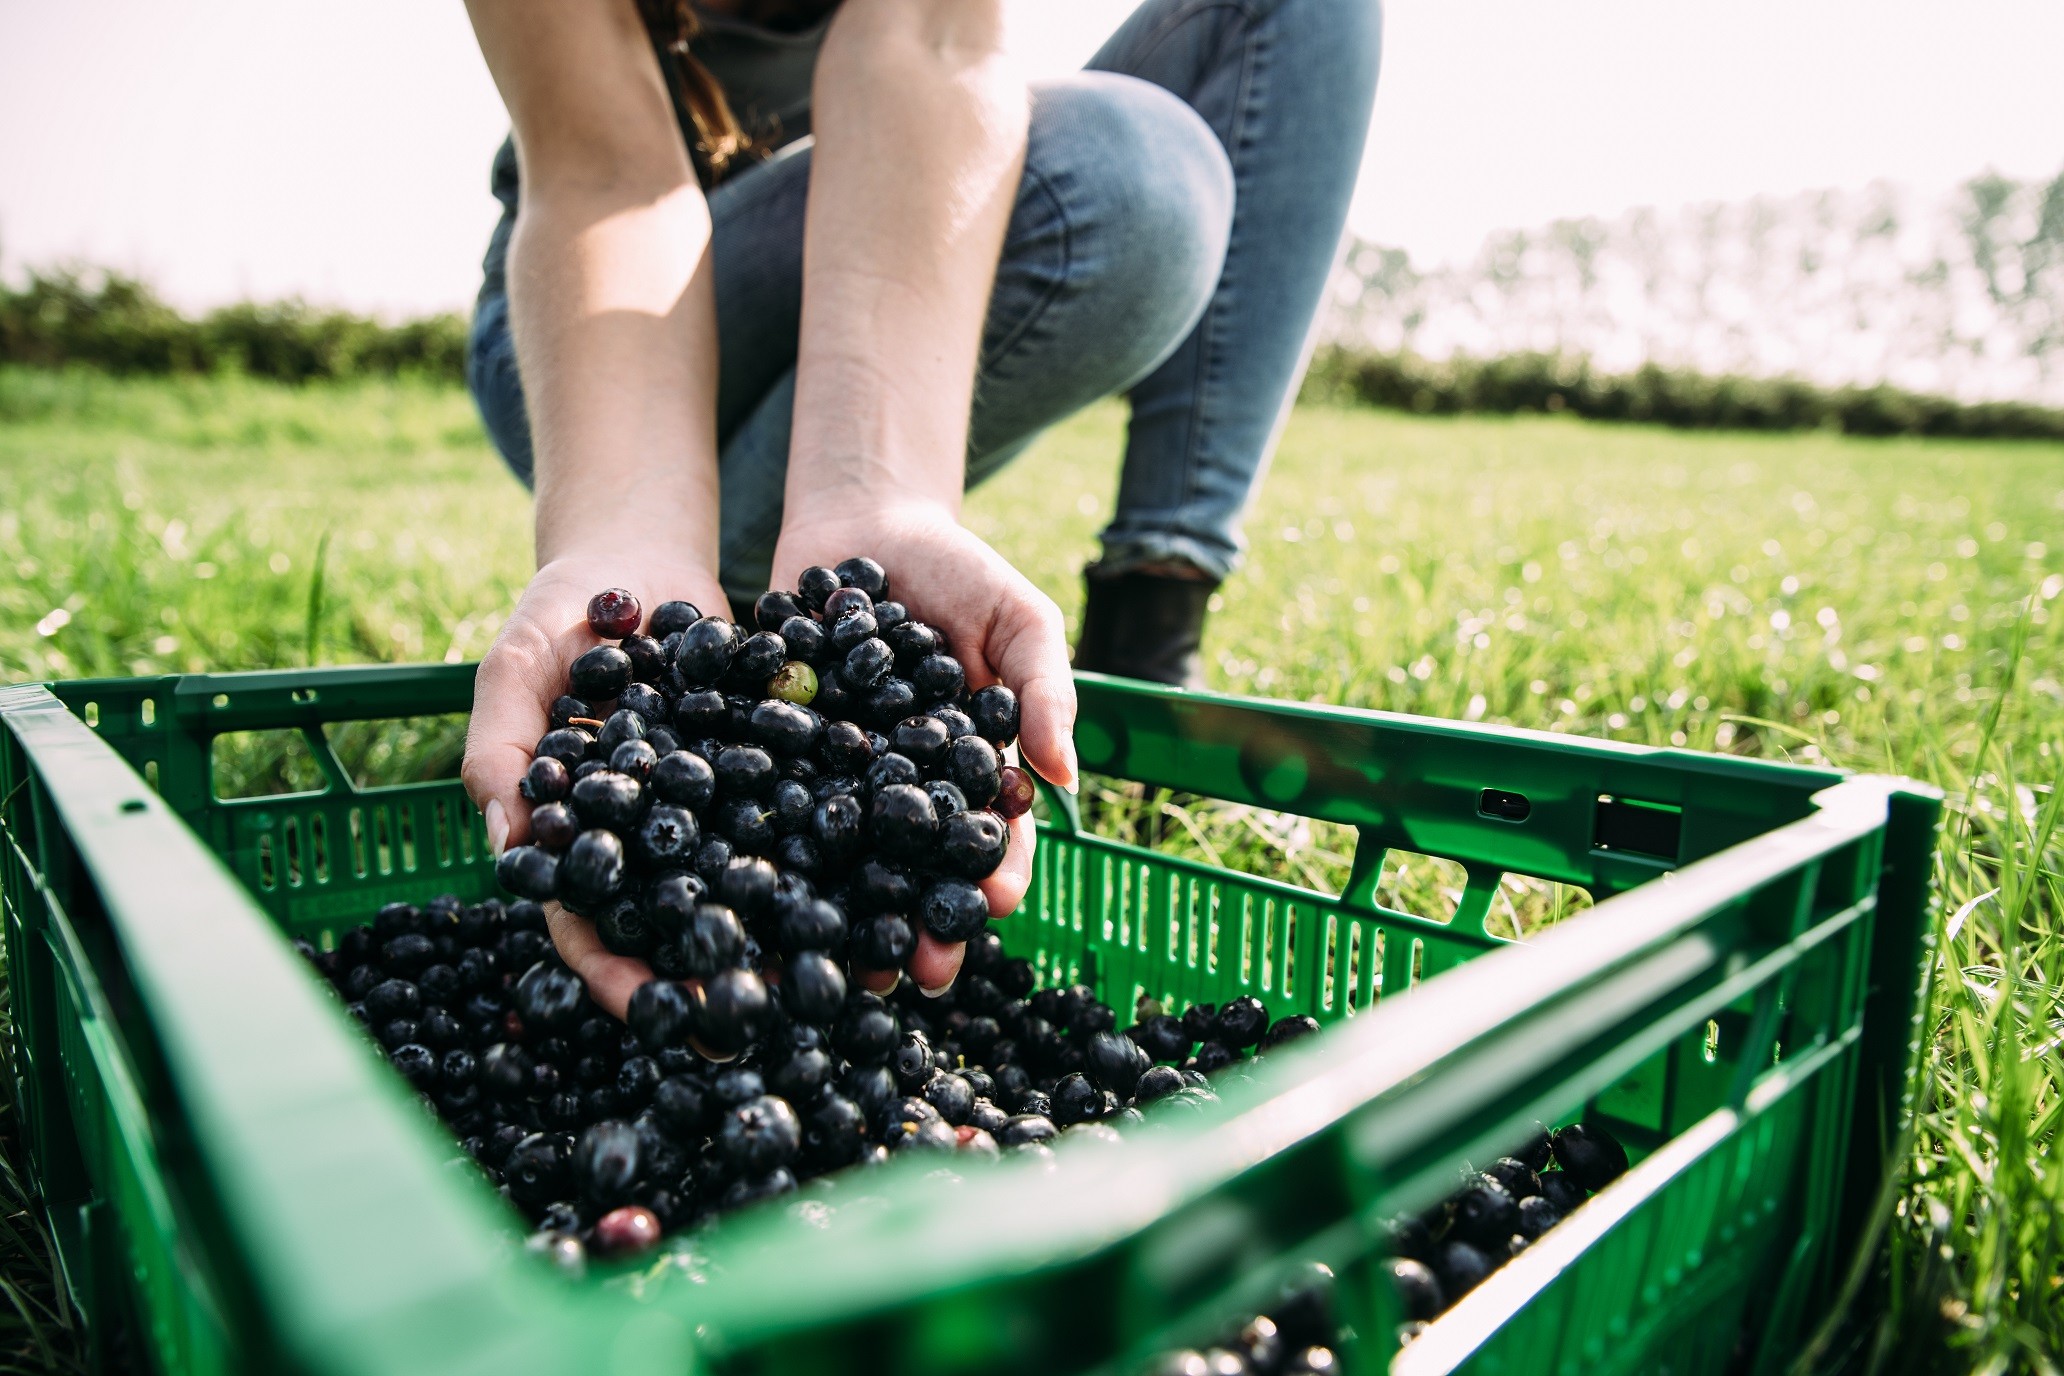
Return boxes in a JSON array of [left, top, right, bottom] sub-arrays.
[[463, 552, 731, 1020]]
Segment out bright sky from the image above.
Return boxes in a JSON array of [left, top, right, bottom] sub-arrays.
[[2, 0, 2060, 316]]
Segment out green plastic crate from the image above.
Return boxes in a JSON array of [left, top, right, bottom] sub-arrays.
[[0, 664, 1939, 1376]]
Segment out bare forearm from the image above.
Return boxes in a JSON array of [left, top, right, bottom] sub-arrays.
[[785, 0, 1027, 524], [507, 185, 722, 570]]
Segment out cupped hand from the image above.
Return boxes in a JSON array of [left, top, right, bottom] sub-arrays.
[[462, 552, 731, 1019], [772, 497, 1079, 996]]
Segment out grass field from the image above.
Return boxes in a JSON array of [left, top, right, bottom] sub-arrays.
[[0, 366, 2058, 1373]]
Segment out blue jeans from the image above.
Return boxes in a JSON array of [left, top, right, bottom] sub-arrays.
[[470, 0, 1382, 605]]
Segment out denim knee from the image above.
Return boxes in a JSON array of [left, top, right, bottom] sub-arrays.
[[1031, 74, 1235, 390], [467, 291, 536, 487]]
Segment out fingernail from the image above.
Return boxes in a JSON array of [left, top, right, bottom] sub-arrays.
[[920, 976, 956, 999], [1063, 740, 1080, 793], [875, 971, 904, 995], [485, 799, 509, 857]]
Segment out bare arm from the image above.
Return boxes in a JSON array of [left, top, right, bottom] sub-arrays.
[[772, 2, 1077, 992], [463, 0, 732, 1016]]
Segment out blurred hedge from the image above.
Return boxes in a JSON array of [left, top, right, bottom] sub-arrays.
[[8, 266, 2064, 439], [0, 267, 466, 383], [1299, 345, 2064, 441]]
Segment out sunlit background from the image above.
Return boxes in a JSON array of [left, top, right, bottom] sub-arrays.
[[4, 0, 2063, 398]]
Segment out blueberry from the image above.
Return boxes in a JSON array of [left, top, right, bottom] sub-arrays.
[[1085, 1030, 1151, 1099], [1484, 1156, 1541, 1199], [861, 677, 918, 729], [1189, 1041, 1237, 1076], [535, 727, 595, 770], [570, 644, 634, 700], [753, 590, 802, 632], [812, 794, 866, 866], [1213, 995, 1269, 1050], [633, 804, 699, 870], [827, 607, 879, 658], [713, 744, 777, 799], [1515, 1193, 1560, 1240], [522, 755, 571, 804], [648, 750, 715, 810], [643, 872, 704, 937], [937, 810, 1007, 881], [883, 620, 938, 668], [496, 845, 559, 902], [997, 1113, 1057, 1148], [823, 585, 873, 622], [776, 897, 847, 953], [924, 780, 968, 821], [717, 1095, 802, 1173], [382, 933, 435, 975], [890, 1032, 936, 1093], [805, 1094, 870, 1167], [1133, 1064, 1186, 1105], [1450, 1174, 1520, 1247], [593, 709, 645, 756], [389, 1042, 438, 1090], [734, 630, 789, 685], [1390, 1258, 1445, 1322], [864, 751, 922, 796], [871, 599, 908, 632], [796, 565, 841, 614], [1551, 1122, 1628, 1191], [716, 856, 780, 919], [834, 556, 889, 600], [850, 859, 917, 916], [675, 617, 740, 685], [503, 1132, 572, 1206], [1434, 1240, 1495, 1297], [1049, 1073, 1103, 1127], [694, 968, 771, 1057], [919, 1071, 974, 1126], [866, 783, 935, 863], [820, 719, 873, 776], [548, 695, 590, 731], [627, 979, 694, 1052], [967, 685, 1020, 748], [919, 879, 989, 943], [1131, 1014, 1192, 1064], [586, 588, 643, 639], [843, 637, 894, 689], [1259, 1014, 1321, 1053], [644, 1086, 710, 1158], [481, 1043, 535, 1100], [671, 688, 729, 739], [569, 770, 643, 832], [559, 829, 627, 908], [778, 614, 828, 665], [610, 739, 659, 785], [651, 599, 702, 638], [681, 904, 746, 977], [944, 735, 1002, 807], [514, 962, 585, 1031], [837, 999, 900, 1064], [714, 797, 772, 853], [1180, 1002, 1218, 1041], [1538, 1170, 1587, 1214], [853, 914, 916, 971], [769, 778, 814, 834], [783, 950, 848, 1025], [889, 715, 950, 768], [573, 1119, 644, 1206], [591, 1204, 662, 1258], [896, 654, 960, 709], [616, 1054, 661, 1109], [764, 1051, 833, 1116]]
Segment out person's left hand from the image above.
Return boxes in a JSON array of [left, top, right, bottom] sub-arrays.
[[771, 496, 1078, 996]]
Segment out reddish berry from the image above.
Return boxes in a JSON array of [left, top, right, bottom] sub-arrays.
[[993, 765, 1036, 820], [591, 1204, 662, 1257], [587, 588, 643, 639]]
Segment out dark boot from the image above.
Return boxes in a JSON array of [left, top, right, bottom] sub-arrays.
[[1073, 564, 1218, 688]]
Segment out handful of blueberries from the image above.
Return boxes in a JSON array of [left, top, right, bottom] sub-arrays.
[[494, 557, 1033, 980]]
